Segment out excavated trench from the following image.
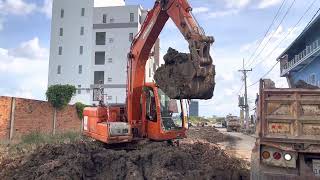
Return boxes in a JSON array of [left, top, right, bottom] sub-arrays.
[[0, 127, 249, 180]]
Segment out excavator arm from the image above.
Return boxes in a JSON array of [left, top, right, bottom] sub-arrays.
[[127, 0, 215, 121]]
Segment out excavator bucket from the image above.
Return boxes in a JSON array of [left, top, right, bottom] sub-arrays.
[[154, 47, 215, 100]]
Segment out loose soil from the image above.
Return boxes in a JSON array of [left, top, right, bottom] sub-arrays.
[[0, 127, 249, 180], [154, 47, 215, 100]]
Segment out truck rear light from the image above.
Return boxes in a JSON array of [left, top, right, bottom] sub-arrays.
[[273, 152, 282, 160], [262, 151, 271, 159], [284, 153, 292, 161]]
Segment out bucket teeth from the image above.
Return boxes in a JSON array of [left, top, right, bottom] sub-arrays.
[[154, 48, 215, 100]]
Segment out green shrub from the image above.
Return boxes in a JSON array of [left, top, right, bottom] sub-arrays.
[[75, 102, 88, 119], [46, 84, 76, 109]]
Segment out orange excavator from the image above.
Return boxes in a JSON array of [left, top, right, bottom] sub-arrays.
[[83, 0, 215, 144]]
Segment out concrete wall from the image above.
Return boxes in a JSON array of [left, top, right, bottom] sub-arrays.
[[0, 96, 81, 141]]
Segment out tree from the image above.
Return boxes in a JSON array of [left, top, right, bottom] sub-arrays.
[[46, 85, 76, 135]]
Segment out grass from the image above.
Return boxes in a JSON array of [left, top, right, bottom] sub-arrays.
[[0, 131, 85, 158], [20, 131, 82, 145]]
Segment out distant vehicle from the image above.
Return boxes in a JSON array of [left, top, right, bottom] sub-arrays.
[[225, 115, 241, 132], [213, 123, 223, 128], [251, 79, 320, 179]]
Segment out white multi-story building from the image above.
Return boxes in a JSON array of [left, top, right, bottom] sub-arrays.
[[48, 0, 159, 105]]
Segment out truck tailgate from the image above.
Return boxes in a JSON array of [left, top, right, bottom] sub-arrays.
[[261, 89, 320, 143]]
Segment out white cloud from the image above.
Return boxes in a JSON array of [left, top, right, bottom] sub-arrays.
[[0, 0, 36, 15], [0, 37, 49, 100], [40, 0, 52, 18], [94, 0, 125, 7], [208, 9, 239, 18], [193, 7, 209, 14], [258, 0, 282, 9], [225, 0, 251, 9], [8, 37, 49, 60]]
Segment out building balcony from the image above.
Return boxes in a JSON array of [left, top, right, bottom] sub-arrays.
[[281, 39, 320, 77]]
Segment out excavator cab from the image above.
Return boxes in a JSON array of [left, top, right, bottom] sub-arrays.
[[142, 83, 187, 141]]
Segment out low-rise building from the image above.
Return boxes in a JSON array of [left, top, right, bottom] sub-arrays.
[[278, 14, 320, 87]]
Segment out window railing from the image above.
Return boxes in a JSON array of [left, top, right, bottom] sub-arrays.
[[282, 39, 320, 73]]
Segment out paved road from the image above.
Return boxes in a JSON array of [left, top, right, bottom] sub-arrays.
[[217, 128, 256, 162]]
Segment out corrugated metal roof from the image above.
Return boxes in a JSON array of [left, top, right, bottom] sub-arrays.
[[277, 13, 320, 60]]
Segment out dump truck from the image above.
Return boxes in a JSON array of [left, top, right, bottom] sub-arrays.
[[251, 79, 320, 179], [226, 115, 241, 132]]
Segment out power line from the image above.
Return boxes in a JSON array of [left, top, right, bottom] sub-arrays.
[[249, 61, 280, 88], [244, 0, 287, 67], [307, 7, 320, 26], [246, 0, 296, 69], [251, 0, 319, 69], [237, 84, 244, 95]]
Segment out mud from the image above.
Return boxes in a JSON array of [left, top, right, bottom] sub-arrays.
[[0, 127, 249, 180], [186, 127, 241, 144], [154, 48, 215, 100]]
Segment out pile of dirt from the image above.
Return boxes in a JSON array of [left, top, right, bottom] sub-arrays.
[[0, 140, 249, 180], [154, 48, 215, 100], [186, 127, 241, 144]]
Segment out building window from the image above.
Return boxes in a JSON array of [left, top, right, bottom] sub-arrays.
[[107, 96, 112, 100], [110, 18, 114, 23], [96, 32, 106, 45], [78, 65, 82, 74], [58, 46, 62, 55], [94, 71, 104, 84], [103, 14, 107, 23], [78, 85, 81, 94], [60, 9, 64, 18], [81, 8, 85, 16], [57, 65, 61, 74], [80, 26, 84, 35], [129, 33, 134, 42], [80, 46, 83, 55], [59, 28, 63, 36], [108, 58, 113, 63], [108, 77, 112, 82], [109, 38, 114, 43], [95, 52, 105, 65], [130, 13, 134, 22]]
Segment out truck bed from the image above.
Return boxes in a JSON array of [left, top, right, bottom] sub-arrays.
[[259, 88, 320, 144]]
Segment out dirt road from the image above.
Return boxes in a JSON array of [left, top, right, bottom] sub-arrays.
[[217, 128, 256, 162]]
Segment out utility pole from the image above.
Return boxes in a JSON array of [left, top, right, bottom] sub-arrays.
[[238, 59, 252, 130]]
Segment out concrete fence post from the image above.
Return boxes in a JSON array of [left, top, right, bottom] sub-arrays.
[[9, 97, 16, 141], [53, 108, 57, 135]]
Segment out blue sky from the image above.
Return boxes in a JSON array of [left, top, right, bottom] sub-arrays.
[[0, 0, 319, 117]]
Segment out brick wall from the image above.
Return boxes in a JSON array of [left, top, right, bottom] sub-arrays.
[[0, 97, 12, 140], [0, 96, 81, 141]]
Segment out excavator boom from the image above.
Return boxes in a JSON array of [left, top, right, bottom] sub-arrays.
[[129, 0, 215, 105]]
